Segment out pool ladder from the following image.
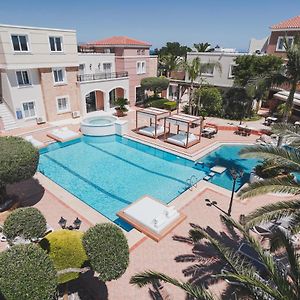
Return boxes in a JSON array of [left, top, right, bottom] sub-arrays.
[[186, 175, 198, 191]]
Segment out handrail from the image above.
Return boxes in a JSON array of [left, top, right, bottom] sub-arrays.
[[77, 71, 129, 82]]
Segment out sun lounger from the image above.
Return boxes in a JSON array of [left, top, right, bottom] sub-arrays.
[[24, 135, 44, 148], [117, 196, 186, 242], [202, 127, 217, 139], [167, 133, 198, 147], [138, 125, 165, 138], [47, 127, 80, 142]]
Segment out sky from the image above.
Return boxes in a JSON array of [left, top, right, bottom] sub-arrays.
[[0, 0, 299, 51]]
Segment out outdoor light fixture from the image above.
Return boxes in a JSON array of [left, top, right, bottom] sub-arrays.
[[58, 217, 67, 229], [58, 217, 82, 230], [73, 217, 82, 230]]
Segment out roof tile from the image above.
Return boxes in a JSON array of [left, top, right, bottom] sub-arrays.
[[86, 36, 151, 46], [271, 15, 300, 29]]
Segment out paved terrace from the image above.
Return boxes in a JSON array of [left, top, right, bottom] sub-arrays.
[[0, 107, 287, 299]]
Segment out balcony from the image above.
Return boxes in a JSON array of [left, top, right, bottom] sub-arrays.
[[77, 72, 129, 82]]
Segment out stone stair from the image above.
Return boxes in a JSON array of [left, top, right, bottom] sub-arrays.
[[0, 100, 18, 130]]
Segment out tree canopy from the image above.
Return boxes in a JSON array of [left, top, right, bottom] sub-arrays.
[[233, 54, 283, 87], [193, 86, 222, 117], [158, 42, 191, 58], [3, 207, 46, 243], [223, 87, 253, 120], [141, 77, 169, 97], [82, 223, 129, 282], [193, 42, 213, 52], [0, 244, 57, 300]]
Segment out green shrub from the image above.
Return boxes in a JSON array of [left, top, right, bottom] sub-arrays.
[[40, 230, 88, 284], [164, 101, 177, 111], [149, 98, 168, 109], [0, 244, 57, 300], [193, 86, 222, 117], [0, 136, 39, 203], [114, 97, 129, 112], [3, 207, 46, 242], [82, 223, 129, 282]]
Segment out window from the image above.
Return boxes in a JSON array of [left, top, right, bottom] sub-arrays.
[[202, 64, 214, 76], [11, 35, 29, 51], [228, 65, 236, 78], [79, 64, 85, 70], [52, 68, 66, 84], [49, 36, 63, 52], [103, 63, 112, 73], [56, 96, 70, 113], [276, 36, 294, 51], [16, 70, 31, 86], [137, 61, 146, 74], [22, 101, 36, 118]]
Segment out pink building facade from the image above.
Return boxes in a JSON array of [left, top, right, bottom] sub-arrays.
[[79, 36, 158, 105]]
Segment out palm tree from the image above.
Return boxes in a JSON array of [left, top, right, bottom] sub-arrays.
[[131, 215, 300, 300], [238, 124, 300, 231], [194, 43, 214, 52], [182, 57, 221, 114], [159, 54, 183, 77], [275, 36, 300, 123]]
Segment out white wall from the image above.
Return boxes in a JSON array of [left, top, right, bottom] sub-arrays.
[[186, 52, 246, 88], [2, 69, 46, 126], [78, 53, 116, 75], [0, 24, 78, 69]]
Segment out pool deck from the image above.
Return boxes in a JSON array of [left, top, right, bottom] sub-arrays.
[[0, 108, 289, 299]]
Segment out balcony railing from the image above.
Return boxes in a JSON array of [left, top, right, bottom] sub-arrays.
[[77, 71, 128, 82]]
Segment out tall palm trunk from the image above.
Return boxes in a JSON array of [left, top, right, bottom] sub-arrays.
[[283, 80, 298, 123], [188, 81, 194, 114]]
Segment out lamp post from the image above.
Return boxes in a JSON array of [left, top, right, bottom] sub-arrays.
[[228, 169, 243, 217], [58, 217, 82, 230]]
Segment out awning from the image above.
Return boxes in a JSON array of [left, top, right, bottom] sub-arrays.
[[274, 90, 300, 106]]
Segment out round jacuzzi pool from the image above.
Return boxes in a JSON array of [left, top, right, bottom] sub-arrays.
[[81, 116, 118, 136]]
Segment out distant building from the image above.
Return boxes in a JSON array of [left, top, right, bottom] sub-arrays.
[[248, 37, 269, 54]]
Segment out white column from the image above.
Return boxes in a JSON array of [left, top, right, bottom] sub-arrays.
[[104, 92, 110, 112]]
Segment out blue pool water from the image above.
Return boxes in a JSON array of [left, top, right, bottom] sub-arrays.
[[39, 137, 260, 230], [195, 144, 259, 191], [39, 135, 206, 230]]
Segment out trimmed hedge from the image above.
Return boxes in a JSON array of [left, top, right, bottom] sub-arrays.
[[0, 244, 57, 300], [83, 223, 129, 282], [40, 230, 88, 284], [0, 136, 39, 187], [164, 101, 177, 111], [3, 207, 47, 242]]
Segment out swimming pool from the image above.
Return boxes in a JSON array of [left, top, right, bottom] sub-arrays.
[[39, 135, 206, 230], [39, 137, 259, 230], [195, 144, 259, 191]]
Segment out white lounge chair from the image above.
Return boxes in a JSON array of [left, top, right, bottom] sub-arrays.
[[167, 132, 198, 147], [138, 125, 165, 137], [24, 135, 44, 148], [47, 127, 80, 142]]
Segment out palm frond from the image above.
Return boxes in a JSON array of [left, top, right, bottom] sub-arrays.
[[130, 270, 215, 300], [239, 176, 300, 199], [243, 200, 300, 229], [240, 146, 300, 172]]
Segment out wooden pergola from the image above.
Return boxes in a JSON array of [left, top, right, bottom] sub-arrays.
[[163, 113, 204, 148], [135, 107, 170, 139]]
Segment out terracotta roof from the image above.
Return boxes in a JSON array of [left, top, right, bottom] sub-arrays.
[[271, 15, 300, 30], [87, 36, 151, 47]]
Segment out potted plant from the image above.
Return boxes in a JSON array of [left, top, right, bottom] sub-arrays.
[[114, 97, 129, 117]]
